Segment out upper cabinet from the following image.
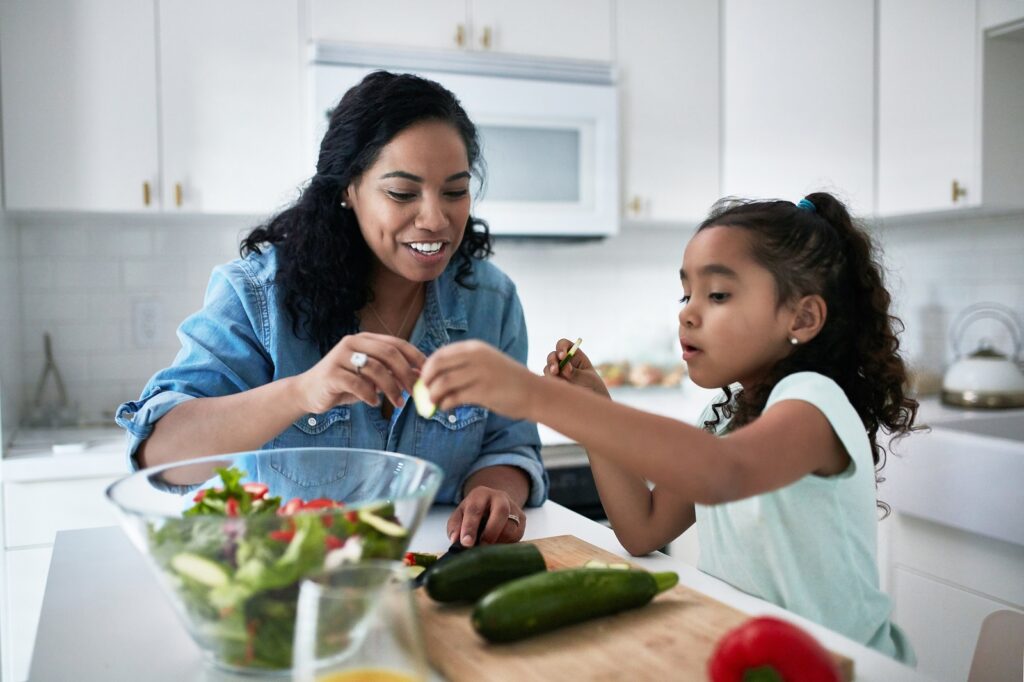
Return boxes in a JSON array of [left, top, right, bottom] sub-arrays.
[[617, 0, 720, 226], [980, 0, 1024, 29], [721, 0, 875, 214], [309, 0, 612, 61], [0, 0, 305, 215], [877, 0, 979, 215], [878, 0, 1024, 216], [158, 1, 305, 214], [0, 1, 159, 212]]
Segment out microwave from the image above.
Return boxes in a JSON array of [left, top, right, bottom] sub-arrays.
[[309, 44, 619, 237]]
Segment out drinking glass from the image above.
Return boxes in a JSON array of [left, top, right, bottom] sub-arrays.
[[292, 560, 429, 682]]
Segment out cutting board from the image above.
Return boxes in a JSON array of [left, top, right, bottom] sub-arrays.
[[416, 535, 854, 681]]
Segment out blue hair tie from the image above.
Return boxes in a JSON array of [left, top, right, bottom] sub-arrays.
[[797, 198, 816, 213]]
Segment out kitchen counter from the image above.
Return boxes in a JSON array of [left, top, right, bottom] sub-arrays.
[[30, 502, 929, 681]]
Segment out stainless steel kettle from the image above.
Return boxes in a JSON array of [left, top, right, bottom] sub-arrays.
[[941, 302, 1024, 408]]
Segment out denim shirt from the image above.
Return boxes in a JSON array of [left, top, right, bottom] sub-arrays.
[[115, 247, 548, 506]]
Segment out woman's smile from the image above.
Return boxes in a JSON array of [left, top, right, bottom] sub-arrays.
[[404, 239, 450, 263]]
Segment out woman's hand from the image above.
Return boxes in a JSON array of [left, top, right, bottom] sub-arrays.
[[447, 485, 526, 547], [544, 339, 610, 398], [419, 340, 538, 420], [292, 332, 426, 413]]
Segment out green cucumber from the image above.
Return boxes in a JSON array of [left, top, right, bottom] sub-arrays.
[[425, 542, 546, 603], [171, 552, 229, 588], [471, 568, 679, 642]]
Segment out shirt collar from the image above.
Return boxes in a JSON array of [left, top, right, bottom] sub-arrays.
[[418, 259, 469, 353]]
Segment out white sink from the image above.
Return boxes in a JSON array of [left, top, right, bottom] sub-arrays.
[[884, 410, 1024, 546]]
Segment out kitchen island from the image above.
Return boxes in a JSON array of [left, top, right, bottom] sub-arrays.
[[29, 501, 929, 681]]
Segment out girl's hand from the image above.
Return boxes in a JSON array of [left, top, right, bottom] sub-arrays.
[[447, 486, 526, 547], [419, 340, 537, 420], [292, 332, 426, 413], [544, 339, 610, 398]]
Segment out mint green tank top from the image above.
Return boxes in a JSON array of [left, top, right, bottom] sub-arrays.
[[694, 372, 916, 664]]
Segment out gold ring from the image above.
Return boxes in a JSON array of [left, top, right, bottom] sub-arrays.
[[507, 513, 521, 526]]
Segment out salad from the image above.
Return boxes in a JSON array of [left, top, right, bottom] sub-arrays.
[[146, 467, 409, 670]]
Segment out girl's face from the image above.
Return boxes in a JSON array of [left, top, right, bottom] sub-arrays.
[[345, 120, 472, 284], [678, 225, 796, 389]]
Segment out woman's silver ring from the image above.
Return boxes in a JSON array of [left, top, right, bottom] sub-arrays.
[[507, 513, 521, 527], [350, 352, 368, 374]]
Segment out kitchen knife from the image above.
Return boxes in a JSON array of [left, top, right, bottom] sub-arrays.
[[413, 538, 468, 587]]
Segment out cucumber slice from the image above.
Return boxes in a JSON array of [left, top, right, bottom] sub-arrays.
[[609, 562, 631, 570], [406, 565, 427, 580], [358, 509, 408, 537], [412, 378, 436, 418], [583, 559, 609, 569], [171, 552, 229, 588]]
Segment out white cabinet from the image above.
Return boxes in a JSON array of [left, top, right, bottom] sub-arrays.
[[878, 0, 1024, 217], [877, 0, 979, 215], [887, 513, 1024, 681], [721, 0, 875, 214], [0, 0, 305, 215], [1, 472, 122, 682], [617, 0, 720, 226], [0, 0, 159, 212], [309, 0, 612, 61], [980, 0, 1024, 29], [158, 0, 305, 214]]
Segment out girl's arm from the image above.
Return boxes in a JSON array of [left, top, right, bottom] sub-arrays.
[[422, 342, 847, 508]]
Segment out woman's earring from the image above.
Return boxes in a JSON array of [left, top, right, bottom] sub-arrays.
[[789, 337, 799, 346], [339, 200, 349, 209]]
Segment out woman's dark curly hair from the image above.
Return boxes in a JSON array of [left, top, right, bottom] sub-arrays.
[[241, 71, 493, 355], [697, 192, 919, 512]]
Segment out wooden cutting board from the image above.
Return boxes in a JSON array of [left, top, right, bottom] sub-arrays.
[[416, 535, 854, 681]]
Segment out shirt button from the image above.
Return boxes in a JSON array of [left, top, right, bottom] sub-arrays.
[[307, 416, 317, 427], [447, 414, 457, 424]]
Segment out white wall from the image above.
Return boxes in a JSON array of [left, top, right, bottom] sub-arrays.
[[0, 138, 23, 450], [9, 211, 1024, 425]]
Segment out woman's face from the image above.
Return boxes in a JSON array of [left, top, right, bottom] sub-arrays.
[[345, 120, 472, 284]]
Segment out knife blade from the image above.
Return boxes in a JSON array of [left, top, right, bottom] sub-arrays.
[[413, 538, 468, 587]]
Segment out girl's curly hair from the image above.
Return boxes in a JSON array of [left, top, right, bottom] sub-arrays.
[[240, 71, 492, 355], [698, 192, 919, 514]]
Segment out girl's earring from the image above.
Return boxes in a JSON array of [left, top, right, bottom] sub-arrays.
[[789, 337, 799, 346], [339, 200, 349, 209]]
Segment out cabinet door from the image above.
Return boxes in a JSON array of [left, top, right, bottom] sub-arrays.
[[878, 0, 979, 215], [158, 0, 305, 214], [722, 0, 875, 214], [0, 0, 159, 212], [4, 547, 52, 682], [618, 0, 720, 225], [471, 0, 612, 60], [892, 566, 1021, 682], [309, 0, 469, 51]]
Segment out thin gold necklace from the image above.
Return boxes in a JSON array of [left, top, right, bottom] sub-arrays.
[[367, 286, 422, 338]]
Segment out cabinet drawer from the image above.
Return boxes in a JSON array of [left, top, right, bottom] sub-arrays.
[[4, 546, 53, 682], [3, 477, 121, 548]]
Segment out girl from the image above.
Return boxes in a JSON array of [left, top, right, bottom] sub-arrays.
[[419, 192, 918, 663]]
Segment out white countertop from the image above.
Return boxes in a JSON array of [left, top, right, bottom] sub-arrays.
[[30, 502, 929, 681]]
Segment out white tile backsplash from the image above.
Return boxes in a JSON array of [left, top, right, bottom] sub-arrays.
[[4, 211, 1023, 425]]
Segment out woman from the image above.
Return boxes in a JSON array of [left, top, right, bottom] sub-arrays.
[[115, 71, 547, 547]]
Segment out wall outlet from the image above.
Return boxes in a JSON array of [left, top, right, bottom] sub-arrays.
[[131, 300, 162, 349]]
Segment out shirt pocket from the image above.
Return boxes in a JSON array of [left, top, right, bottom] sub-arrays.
[[269, 407, 351, 487], [414, 405, 488, 471]]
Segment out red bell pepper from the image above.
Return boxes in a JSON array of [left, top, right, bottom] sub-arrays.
[[708, 616, 841, 682], [242, 482, 269, 499], [225, 497, 240, 517]]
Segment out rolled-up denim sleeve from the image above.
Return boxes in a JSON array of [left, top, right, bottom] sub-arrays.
[[114, 262, 273, 473], [456, 285, 548, 507]]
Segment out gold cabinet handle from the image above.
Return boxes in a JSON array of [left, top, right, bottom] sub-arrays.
[[455, 24, 465, 47], [175, 182, 183, 207], [951, 179, 967, 203], [627, 196, 642, 214], [143, 181, 151, 207], [480, 26, 492, 50]]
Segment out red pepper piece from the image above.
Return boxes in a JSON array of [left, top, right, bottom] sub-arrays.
[[708, 616, 841, 682], [193, 489, 207, 503], [301, 498, 340, 510], [225, 497, 240, 517], [268, 529, 295, 543], [324, 535, 344, 550], [345, 511, 359, 523], [278, 497, 304, 516], [403, 552, 415, 566], [242, 482, 268, 499]]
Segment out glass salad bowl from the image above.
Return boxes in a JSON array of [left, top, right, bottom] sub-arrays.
[[105, 447, 443, 674]]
